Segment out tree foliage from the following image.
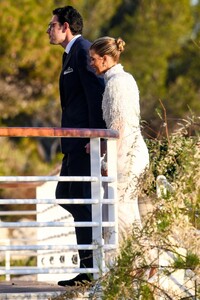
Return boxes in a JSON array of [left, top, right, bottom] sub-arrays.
[[101, 0, 199, 134]]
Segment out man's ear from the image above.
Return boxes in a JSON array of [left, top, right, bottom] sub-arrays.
[[63, 22, 69, 32]]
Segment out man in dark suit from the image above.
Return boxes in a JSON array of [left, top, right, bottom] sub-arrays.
[[47, 5, 105, 286]]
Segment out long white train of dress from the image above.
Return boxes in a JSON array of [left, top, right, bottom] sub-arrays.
[[117, 134, 149, 242], [102, 64, 149, 246]]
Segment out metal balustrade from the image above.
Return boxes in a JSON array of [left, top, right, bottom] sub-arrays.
[[0, 127, 119, 282]]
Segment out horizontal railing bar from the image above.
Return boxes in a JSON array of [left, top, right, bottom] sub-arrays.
[[0, 198, 116, 204], [0, 176, 115, 184], [0, 245, 96, 251], [101, 198, 116, 204], [0, 267, 100, 275], [0, 221, 98, 228], [0, 127, 119, 139], [0, 211, 37, 216], [0, 244, 116, 251], [0, 221, 116, 228], [0, 199, 100, 205], [0, 176, 97, 182]]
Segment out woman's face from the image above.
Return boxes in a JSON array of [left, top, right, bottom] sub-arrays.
[[89, 49, 106, 75]]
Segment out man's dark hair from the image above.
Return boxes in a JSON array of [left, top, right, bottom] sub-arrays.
[[53, 6, 83, 35]]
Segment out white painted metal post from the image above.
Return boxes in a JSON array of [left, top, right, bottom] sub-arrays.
[[4, 239, 10, 281], [90, 137, 104, 278], [104, 139, 118, 264]]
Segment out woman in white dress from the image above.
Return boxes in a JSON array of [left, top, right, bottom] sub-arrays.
[[89, 37, 149, 243]]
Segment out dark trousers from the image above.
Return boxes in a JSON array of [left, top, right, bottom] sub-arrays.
[[55, 151, 93, 270]]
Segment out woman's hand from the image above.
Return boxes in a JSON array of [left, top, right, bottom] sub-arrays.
[[100, 140, 107, 156], [101, 168, 108, 176], [101, 160, 108, 176], [85, 140, 107, 156]]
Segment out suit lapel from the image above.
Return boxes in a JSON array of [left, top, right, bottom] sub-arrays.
[[62, 52, 71, 71], [62, 37, 81, 71], [60, 37, 82, 106]]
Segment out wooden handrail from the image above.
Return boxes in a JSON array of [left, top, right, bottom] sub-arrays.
[[0, 127, 119, 139]]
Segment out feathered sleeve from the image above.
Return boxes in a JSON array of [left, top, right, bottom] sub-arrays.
[[102, 75, 124, 131], [102, 73, 140, 132], [101, 71, 140, 174]]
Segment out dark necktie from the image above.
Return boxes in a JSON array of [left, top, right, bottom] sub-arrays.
[[62, 52, 68, 66]]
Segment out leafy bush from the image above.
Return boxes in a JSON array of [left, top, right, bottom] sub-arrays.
[[100, 116, 200, 300]]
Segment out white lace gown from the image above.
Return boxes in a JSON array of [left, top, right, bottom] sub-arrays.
[[102, 64, 149, 243]]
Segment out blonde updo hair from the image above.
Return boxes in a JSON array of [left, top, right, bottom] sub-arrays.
[[90, 36, 125, 62]]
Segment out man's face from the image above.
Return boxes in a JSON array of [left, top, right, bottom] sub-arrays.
[[46, 15, 65, 45]]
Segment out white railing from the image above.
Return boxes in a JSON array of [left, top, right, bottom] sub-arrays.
[[0, 127, 118, 282]]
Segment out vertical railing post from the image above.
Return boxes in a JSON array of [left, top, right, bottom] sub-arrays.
[[4, 239, 10, 281], [106, 139, 118, 249], [90, 137, 104, 279]]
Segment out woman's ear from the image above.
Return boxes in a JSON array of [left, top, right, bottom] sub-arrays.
[[103, 54, 114, 68], [102, 55, 108, 64]]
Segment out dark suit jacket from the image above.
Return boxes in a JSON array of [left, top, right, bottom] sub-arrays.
[[59, 36, 106, 153]]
